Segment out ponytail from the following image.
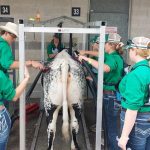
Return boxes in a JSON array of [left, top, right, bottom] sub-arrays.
[[116, 42, 124, 55], [108, 42, 124, 55]]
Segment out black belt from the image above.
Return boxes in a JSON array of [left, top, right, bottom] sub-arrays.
[[103, 90, 115, 95]]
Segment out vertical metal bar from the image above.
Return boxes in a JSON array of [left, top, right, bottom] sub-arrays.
[[19, 20, 26, 150], [95, 22, 106, 150], [69, 33, 72, 55], [82, 34, 86, 50], [41, 25, 45, 61]]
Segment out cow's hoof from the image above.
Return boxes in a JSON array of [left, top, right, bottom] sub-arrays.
[[71, 147, 80, 150]]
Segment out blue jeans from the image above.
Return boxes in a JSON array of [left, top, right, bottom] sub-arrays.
[[120, 110, 150, 150], [0, 108, 11, 150], [103, 93, 121, 150]]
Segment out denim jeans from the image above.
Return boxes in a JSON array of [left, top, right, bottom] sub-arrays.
[[0, 108, 11, 150], [103, 93, 121, 150], [120, 110, 150, 150]]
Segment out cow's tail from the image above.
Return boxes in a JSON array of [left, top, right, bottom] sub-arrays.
[[61, 62, 69, 141]]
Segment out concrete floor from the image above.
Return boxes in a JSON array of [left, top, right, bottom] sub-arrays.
[[7, 98, 103, 150], [7, 109, 40, 150], [35, 114, 87, 150]]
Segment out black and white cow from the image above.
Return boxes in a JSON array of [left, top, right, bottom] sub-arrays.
[[43, 50, 86, 150]]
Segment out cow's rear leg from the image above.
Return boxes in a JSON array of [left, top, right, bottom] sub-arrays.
[[45, 104, 60, 150], [70, 103, 81, 150]]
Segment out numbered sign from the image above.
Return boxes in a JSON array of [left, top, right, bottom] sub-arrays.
[[72, 7, 80, 17], [1, 5, 10, 15]]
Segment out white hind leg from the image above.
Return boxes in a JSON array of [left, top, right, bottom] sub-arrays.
[[45, 104, 60, 150], [69, 103, 81, 150]]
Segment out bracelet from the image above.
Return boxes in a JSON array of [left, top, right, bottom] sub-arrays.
[[88, 59, 92, 65]]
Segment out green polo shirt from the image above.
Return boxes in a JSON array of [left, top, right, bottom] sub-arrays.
[[0, 36, 14, 76], [47, 42, 64, 61], [119, 60, 150, 112], [104, 51, 124, 91], [0, 70, 16, 105]]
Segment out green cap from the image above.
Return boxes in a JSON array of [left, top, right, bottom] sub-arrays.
[[90, 34, 109, 44], [90, 35, 99, 43]]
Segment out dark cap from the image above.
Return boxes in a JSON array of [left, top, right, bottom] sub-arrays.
[[53, 33, 60, 39]]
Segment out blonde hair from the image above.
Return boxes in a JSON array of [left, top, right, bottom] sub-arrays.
[[136, 42, 150, 59]]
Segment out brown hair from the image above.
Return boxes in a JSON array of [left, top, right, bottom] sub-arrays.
[[136, 42, 150, 59], [0, 30, 6, 35], [108, 42, 124, 55]]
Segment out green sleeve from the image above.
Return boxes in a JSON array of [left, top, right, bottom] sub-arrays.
[[0, 45, 14, 70], [121, 73, 144, 110], [0, 72, 16, 101], [61, 43, 65, 49], [47, 43, 53, 55], [105, 56, 117, 71]]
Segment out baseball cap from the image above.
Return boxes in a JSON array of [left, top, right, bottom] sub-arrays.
[[126, 37, 150, 49]]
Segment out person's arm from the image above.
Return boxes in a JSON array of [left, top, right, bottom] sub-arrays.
[[48, 53, 58, 59], [118, 109, 138, 150], [12, 67, 30, 101], [78, 55, 110, 72], [79, 50, 98, 56], [10, 60, 44, 70]]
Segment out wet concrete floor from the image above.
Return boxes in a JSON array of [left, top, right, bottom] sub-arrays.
[[7, 98, 103, 150]]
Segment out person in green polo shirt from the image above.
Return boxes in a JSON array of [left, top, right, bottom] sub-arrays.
[[0, 22, 44, 110], [0, 22, 44, 78], [79, 33, 124, 150], [47, 33, 64, 62], [118, 37, 150, 150], [0, 66, 29, 150]]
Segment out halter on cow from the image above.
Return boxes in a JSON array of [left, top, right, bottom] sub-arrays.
[[43, 49, 86, 150]]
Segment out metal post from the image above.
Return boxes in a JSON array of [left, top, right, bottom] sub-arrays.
[[41, 25, 45, 61], [96, 22, 106, 150], [19, 19, 26, 150], [82, 34, 86, 50], [69, 33, 72, 55]]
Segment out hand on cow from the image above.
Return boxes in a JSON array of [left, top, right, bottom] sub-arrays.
[[86, 76, 93, 81], [31, 61, 44, 70], [78, 55, 89, 62], [79, 50, 86, 55], [48, 53, 58, 59]]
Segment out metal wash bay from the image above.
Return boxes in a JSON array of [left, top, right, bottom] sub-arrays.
[[18, 19, 117, 150]]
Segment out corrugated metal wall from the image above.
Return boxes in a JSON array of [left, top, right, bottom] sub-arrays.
[[130, 0, 150, 38], [90, 0, 129, 42]]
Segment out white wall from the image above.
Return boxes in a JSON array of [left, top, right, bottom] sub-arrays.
[[0, 0, 89, 43], [0, 0, 88, 23], [129, 0, 150, 38]]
